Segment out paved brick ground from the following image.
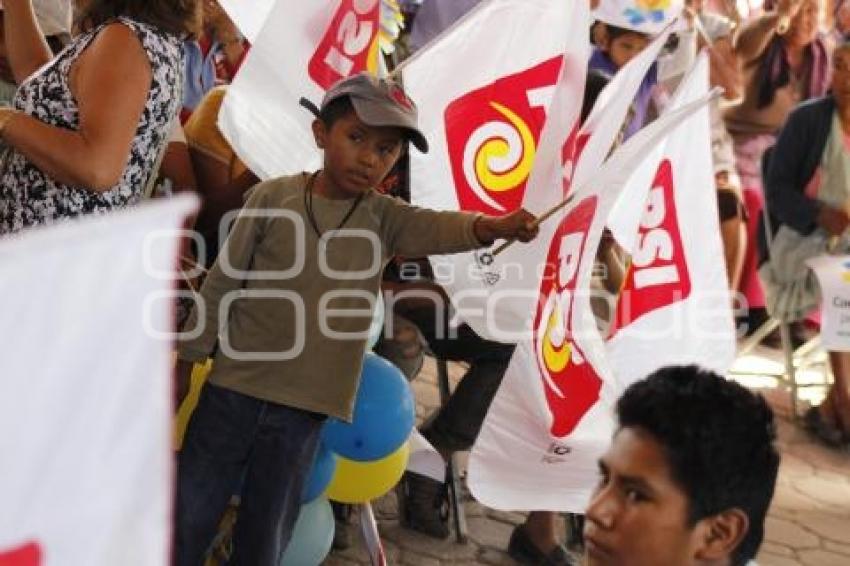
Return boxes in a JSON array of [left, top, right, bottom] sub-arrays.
[[323, 353, 850, 566]]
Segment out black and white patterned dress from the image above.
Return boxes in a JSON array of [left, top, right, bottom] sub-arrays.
[[0, 17, 183, 234]]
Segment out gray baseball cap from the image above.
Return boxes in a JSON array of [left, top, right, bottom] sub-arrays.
[[304, 72, 428, 153]]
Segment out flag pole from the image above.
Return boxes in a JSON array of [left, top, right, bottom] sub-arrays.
[[492, 80, 722, 257], [491, 193, 576, 256]]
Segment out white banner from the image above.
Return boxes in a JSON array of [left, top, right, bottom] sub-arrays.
[[606, 53, 736, 391], [569, 22, 674, 195], [807, 255, 850, 352], [403, 0, 588, 340], [468, 91, 717, 512], [0, 196, 197, 566], [219, 0, 395, 179], [218, 0, 275, 43]]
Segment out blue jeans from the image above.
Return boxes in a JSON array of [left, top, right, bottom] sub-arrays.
[[174, 383, 325, 566]]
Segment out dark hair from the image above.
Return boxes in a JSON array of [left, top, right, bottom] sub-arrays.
[[76, 0, 201, 37], [581, 69, 612, 123], [601, 23, 648, 44], [319, 96, 357, 129], [616, 366, 780, 566]]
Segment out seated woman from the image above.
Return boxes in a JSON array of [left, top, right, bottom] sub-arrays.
[[0, 0, 198, 234], [725, 0, 829, 340], [761, 43, 850, 446]]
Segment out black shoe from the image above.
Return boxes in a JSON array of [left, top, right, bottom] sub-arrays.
[[331, 502, 352, 550], [508, 524, 573, 565], [396, 471, 450, 539], [760, 321, 808, 350], [803, 407, 845, 448], [741, 307, 770, 338], [742, 308, 807, 350]]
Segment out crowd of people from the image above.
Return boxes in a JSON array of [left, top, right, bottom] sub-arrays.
[[0, 0, 848, 565]]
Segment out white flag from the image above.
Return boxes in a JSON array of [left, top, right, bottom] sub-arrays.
[[569, 21, 674, 194], [608, 52, 710, 251], [218, 0, 275, 43], [219, 0, 400, 179], [468, 92, 717, 512], [606, 53, 736, 391], [0, 196, 197, 566], [403, 0, 589, 340]]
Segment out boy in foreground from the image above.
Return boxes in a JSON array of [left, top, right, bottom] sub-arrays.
[[585, 366, 780, 566], [171, 72, 537, 566]]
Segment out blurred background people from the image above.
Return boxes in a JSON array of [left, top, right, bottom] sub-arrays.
[[725, 0, 829, 342], [181, 0, 248, 122], [760, 43, 850, 446], [0, 0, 198, 234]]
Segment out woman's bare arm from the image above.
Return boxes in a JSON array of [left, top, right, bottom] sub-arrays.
[[2, 0, 53, 83], [1, 23, 154, 191]]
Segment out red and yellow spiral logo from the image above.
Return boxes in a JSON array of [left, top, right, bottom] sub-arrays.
[[532, 197, 603, 438], [445, 57, 562, 215], [461, 103, 537, 212]]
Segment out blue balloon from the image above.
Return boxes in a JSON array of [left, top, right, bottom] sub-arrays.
[[280, 498, 334, 566], [302, 442, 337, 503], [322, 353, 415, 461]]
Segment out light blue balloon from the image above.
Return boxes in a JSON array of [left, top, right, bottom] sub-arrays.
[[367, 297, 385, 349], [322, 352, 415, 461], [280, 498, 334, 566], [301, 442, 337, 503]]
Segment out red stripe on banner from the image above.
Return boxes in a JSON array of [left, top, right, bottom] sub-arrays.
[[0, 542, 42, 566]]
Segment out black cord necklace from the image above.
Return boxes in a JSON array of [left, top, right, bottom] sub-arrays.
[[303, 171, 366, 238]]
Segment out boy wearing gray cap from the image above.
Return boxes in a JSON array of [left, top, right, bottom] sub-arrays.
[[173, 72, 539, 566]]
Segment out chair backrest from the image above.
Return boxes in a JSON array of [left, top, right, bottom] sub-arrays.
[[757, 145, 777, 266]]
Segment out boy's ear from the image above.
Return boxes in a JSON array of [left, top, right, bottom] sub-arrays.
[[694, 509, 749, 563], [312, 119, 328, 150]]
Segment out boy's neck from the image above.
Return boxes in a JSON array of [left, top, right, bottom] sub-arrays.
[[312, 170, 361, 201]]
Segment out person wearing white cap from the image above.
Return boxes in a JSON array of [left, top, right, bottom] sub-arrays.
[[590, 0, 684, 138], [0, 0, 71, 105]]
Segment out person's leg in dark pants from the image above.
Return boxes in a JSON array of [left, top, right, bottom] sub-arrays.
[[387, 304, 513, 538], [174, 384, 264, 566], [409, 307, 514, 454], [421, 358, 511, 454], [228, 402, 325, 566]]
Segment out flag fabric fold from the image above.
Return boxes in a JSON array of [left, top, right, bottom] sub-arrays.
[[468, 83, 717, 512], [403, 0, 589, 340], [219, 0, 395, 179], [606, 53, 736, 391], [0, 196, 197, 566], [218, 0, 275, 43]]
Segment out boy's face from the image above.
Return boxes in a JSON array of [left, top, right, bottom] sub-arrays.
[[583, 427, 735, 566], [605, 32, 650, 69], [313, 110, 405, 198]]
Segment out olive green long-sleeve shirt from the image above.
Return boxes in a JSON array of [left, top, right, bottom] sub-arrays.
[[178, 173, 482, 421]]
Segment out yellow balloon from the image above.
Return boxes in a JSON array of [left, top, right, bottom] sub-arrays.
[[174, 360, 213, 450], [326, 441, 410, 504]]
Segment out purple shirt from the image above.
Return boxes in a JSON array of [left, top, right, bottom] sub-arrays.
[[408, 0, 483, 52], [589, 48, 657, 139]]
